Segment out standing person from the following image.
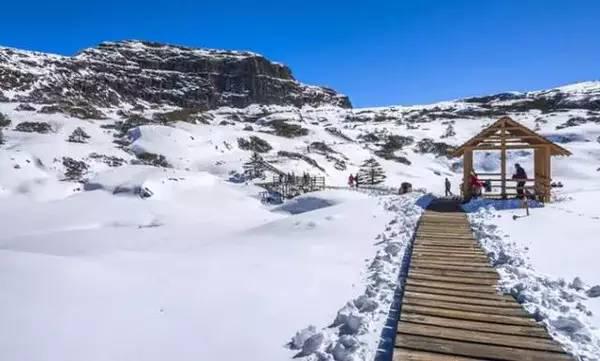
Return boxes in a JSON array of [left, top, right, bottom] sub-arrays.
[[445, 177, 452, 197], [469, 171, 483, 198], [348, 174, 355, 188], [355, 173, 360, 188], [512, 163, 527, 198]]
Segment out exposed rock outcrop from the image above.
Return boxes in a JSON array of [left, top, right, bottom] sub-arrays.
[[0, 41, 351, 110]]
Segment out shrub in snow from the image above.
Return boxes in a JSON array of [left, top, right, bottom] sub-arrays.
[[88, 153, 126, 167], [67, 127, 91, 143], [237, 136, 272, 153], [0, 112, 11, 127], [414, 138, 455, 157], [134, 152, 170, 168], [357, 158, 386, 185], [441, 123, 456, 138], [268, 119, 309, 138], [15, 121, 52, 133], [277, 151, 326, 172], [15, 103, 36, 111], [62, 157, 89, 181], [243, 152, 266, 179]]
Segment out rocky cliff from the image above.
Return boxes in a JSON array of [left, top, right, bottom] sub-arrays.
[[0, 40, 351, 109]]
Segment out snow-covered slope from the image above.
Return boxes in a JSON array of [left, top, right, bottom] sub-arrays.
[[1, 42, 600, 360]]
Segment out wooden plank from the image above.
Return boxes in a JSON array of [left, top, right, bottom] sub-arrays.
[[402, 304, 538, 327], [417, 233, 474, 239], [409, 263, 497, 274], [411, 258, 490, 267], [393, 348, 485, 361], [403, 297, 528, 317], [406, 279, 497, 293], [414, 241, 479, 247], [412, 247, 486, 256], [408, 267, 499, 280], [405, 284, 512, 301], [403, 290, 518, 308], [412, 251, 489, 260], [401, 313, 550, 339], [395, 334, 572, 361], [408, 272, 497, 286], [397, 322, 565, 353]]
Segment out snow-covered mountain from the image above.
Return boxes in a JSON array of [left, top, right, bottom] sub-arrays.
[[1, 42, 599, 361]]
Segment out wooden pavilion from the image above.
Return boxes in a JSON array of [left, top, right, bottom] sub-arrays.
[[449, 116, 571, 202]]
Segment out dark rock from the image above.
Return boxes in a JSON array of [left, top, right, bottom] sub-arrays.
[[67, 127, 91, 143], [152, 108, 209, 124], [242, 125, 254, 131], [464, 93, 524, 104], [237, 136, 272, 153], [0, 92, 8, 102], [556, 116, 600, 130], [15, 103, 36, 111], [1, 40, 350, 109], [15, 121, 52, 133], [587, 285, 600, 298]]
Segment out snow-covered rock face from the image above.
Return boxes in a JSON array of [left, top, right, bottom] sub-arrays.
[[0, 40, 351, 109]]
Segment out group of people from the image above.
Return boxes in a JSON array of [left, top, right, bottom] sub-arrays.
[[347, 174, 360, 188], [444, 163, 529, 200]]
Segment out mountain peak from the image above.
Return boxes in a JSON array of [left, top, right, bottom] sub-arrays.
[[0, 40, 351, 109]]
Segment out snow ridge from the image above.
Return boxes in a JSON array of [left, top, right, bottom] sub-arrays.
[[288, 193, 426, 361], [469, 208, 600, 361]]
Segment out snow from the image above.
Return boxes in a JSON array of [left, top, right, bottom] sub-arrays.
[[2, 76, 600, 360], [0, 173, 415, 361], [469, 193, 600, 360]]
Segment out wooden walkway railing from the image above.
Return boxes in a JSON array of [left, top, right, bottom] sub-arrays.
[[392, 200, 573, 360]]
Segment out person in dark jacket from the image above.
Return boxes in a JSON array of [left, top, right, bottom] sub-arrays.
[[444, 177, 452, 197], [512, 163, 527, 198]]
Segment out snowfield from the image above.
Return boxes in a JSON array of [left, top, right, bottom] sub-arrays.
[[0, 177, 423, 361], [469, 195, 600, 360]]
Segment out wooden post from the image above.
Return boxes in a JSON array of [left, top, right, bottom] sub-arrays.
[[534, 148, 541, 200], [544, 145, 551, 202], [463, 148, 473, 200], [500, 120, 507, 199]]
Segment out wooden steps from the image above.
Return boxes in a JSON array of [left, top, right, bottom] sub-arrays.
[[392, 202, 573, 360]]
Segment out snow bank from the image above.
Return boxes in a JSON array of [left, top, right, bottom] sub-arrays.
[[461, 198, 544, 213], [469, 208, 600, 360], [287, 193, 425, 361]]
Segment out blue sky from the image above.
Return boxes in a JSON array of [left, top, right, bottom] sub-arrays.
[[2, 0, 599, 107]]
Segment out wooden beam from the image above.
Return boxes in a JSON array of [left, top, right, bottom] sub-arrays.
[[463, 148, 473, 199], [500, 119, 507, 198]]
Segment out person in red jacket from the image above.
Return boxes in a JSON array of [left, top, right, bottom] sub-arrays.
[[348, 174, 355, 188], [469, 171, 484, 198]]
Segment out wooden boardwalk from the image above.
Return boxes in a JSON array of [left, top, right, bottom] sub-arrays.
[[392, 200, 573, 361]]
